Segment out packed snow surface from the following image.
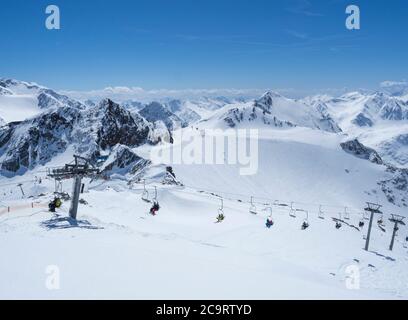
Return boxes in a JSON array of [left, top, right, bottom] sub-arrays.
[[1, 128, 407, 299]]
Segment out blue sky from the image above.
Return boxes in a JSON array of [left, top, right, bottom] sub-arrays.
[[0, 0, 407, 94]]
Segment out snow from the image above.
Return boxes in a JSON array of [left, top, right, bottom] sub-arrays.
[[1, 79, 408, 299], [1, 127, 408, 299], [0, 95, 40, 123]]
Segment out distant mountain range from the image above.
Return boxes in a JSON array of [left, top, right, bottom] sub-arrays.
[[1, 77, 408, 176]]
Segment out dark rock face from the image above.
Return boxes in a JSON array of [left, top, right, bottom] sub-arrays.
[[254, 91, 281, 114], [378, 166, 408, 207], [223, 106, 295, 129], [96, 99, 150, 150], [340, 139, 383, 165], [139, 101, 185, 130], [0, 99, 152, 175], [352, 113, 374, 127], [0, 107, 78, 174], [101, 144, 151, 176], [314, 103, 342, 133]]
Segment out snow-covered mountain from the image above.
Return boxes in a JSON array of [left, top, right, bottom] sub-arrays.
[[310, 91, 408, 167], [139, 101, 186, 130], [0, 99, 152, 176], [121, 96, 238, 126], [198, 91, 341, 133], [0, 78, 86, 123], [2, 78, 408, 299]]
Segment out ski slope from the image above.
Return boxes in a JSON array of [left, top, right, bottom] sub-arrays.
[[1, 127, 407, 299]]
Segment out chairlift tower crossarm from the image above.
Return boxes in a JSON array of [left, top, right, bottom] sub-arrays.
[[46, 155, 100, 220]]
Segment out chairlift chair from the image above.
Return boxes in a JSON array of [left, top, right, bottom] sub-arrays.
[[289, 202, 296, 218], [141, 180, 151, 203], [335, 212, 342, 229], [377, 214, 384, 226], [300, 209, 309, 230], [216, 198, 225, 223], [264, 205, 274, 228], [318, 205, 325, 220], [344, 207, 350, 220], [249, 196, 257, 215]]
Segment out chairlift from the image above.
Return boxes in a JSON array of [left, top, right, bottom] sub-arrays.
[[141, 180, 151, 203], [335, 212, 342, 229], [149, 187, 160, 216], [249, 196, 257, 215], [357, 212, 365, 228], [377, 214, 384, 226], [264, 205, 274, 228], [262, 204, 273, 217], [318, 205, 325, 220], [344, 207, 350, 220], [299, 209, 309, 230], [216, 198, 225, 223], [289, 202, 296, 218]]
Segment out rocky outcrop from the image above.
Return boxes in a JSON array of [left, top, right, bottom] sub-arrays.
[[139, 102, 186, 130], [0, 99, 152, 175], [378, 166, 408, 207], [101, 144, 151, 176], [340, 139, 383, 165]]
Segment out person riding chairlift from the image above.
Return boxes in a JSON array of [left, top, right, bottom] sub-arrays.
[[216, 213, 225, 223], [150, 201, 160, 216], [266, 217, 274, 228], [48, 197, 62, 213]]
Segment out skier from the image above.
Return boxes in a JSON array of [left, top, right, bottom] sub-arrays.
[[359, 221, 364, 228], [336, 221, 342, 229], [265, 217, 274, 228], [150, 201, 160, 216]]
